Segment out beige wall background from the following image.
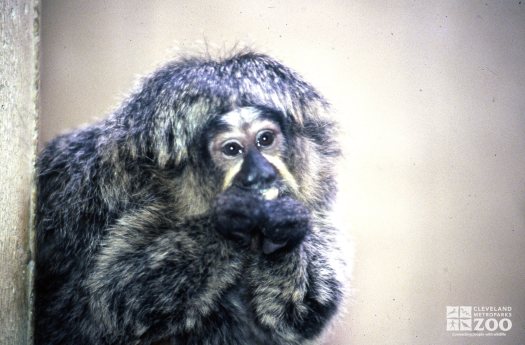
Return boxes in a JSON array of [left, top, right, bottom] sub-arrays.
[[40, 1, 525, 344]]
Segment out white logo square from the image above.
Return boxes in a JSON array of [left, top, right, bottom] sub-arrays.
[[446, 306, 459, 318], [459, 318, 472, 331], [447, 318, 459, 331], [459, 306, 472, 318]]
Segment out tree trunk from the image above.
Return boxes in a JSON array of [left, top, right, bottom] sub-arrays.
[[0, 1, 40, 344]]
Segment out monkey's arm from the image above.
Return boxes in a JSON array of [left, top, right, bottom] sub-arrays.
[[248, 203, 345, 343], [86, 205, 245, 344]]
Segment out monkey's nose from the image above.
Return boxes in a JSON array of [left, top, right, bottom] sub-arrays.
[[236, 149, 277, 189]]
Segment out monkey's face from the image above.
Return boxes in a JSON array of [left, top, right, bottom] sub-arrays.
[[208, 107, 298, 201]]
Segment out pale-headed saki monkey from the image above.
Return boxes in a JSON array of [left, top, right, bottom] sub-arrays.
[[35, 50, 349, 345]]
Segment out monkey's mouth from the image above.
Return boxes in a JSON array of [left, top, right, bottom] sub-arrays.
[[257, 179, 294, 200], [230, 180, 288, 200], [229, 185, 281, 201], [260, 187, 279, 200]]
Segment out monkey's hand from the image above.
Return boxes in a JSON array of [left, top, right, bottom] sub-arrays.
[[213, 189, 265, 247], [261, 196, 310, 255], [213, 190, 310, 255]]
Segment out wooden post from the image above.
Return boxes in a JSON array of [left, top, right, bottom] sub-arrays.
[[0, 1, 39, 344]]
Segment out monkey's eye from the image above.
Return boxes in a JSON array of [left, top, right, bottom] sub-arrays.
[[256, 130, 275, 148], [221, 141, 243, 157]]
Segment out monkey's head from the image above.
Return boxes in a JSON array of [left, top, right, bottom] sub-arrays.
[[111, 50, 340, 216]]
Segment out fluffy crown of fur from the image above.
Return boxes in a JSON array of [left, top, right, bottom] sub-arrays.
[[44, 51, 340, 213]]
